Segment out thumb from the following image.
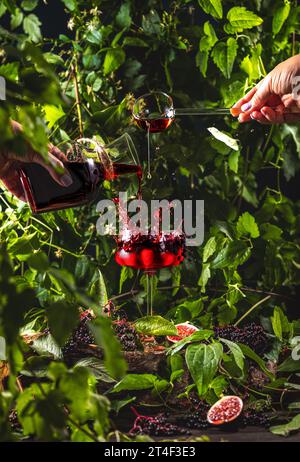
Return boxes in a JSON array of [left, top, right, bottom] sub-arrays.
[[242, 77, 272, 112]]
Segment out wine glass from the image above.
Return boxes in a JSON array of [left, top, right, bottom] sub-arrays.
[[132, 91, 231, 133], [115, 231, 185, 316], [132, 91, 231, 179]]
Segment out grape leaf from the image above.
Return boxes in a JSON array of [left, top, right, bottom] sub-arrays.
[[198, 0, 223, 19], [227, 7, 263, 31], [236, 212, 260, 239], [23, 14, 41, 43], [211, 38, 238, 79], [103, 48, 126, 75], [272, 1, 291, 36], [200, 21, 218, 52], [203, 236, 217, 263], [211, 240, 251, 269]]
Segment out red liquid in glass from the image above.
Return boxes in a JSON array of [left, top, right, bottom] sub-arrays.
[[20, 161, 142, 214], [115, 234, 185, 271], [134, 117, 174, 133]]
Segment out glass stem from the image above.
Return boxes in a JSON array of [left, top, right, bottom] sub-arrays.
[[146, 124, 152, 179], [146, 273, 150, 316], [146, 271, 154, 316], [175, 107, 231, 116]]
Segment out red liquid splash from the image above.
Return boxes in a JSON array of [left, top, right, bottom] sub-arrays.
[[134, 117, 174, 133], [115, 233, 185, 271], [20, 161, 142, 214]]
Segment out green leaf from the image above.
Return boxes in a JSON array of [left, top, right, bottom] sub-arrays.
[[272, 1, 291, 36], [278, 357, 300, 373], [196, 50, 209, 77], [208, 375, 228, 398], [89, 317, 127, 380], [270, 414, 300, 437], [236, 212, 260, 239], [44, 105, 65, 129], [198, 0, 223, 19], [0, 4, 7, 18], [228, 150, 240, 173], [119, 266, 133, 293], [239, 344, 274, 379], [123, 37, 149, 47], [27, 251, 49, 272], [0, 62, 19, 82], [200, 21, 218, 52], [111, 373, 158, 393], [211, 38, 238, 79], [110, 396, 136, 414], [21, 0, 38, 11], [261, 223, 283, 241], [203, 237, 217, 263], [43, 52, 65, 66], [134, 316, 177, 336], [61, 0, 77, 11], [0, 336, 6, 360], [168, 329, 214, 355], [23, 14, 42, 43], [31, 334, 62, 359], [185, 342, 223, 396], [208, 127, 239, 151], [227, 7, 263, 31], [271, 306, 291, 341], [271, 307, 283, 341], [211, 241, 251, 270], [11, 8, 23, 29], [103, 47, 126, 75], [116, 2, 132, 28], [47, 301, 79, 346], [74, 358, 116, 383], [89, 269, 108, 311], [142, 9, 161, 35], [198, 263, 211, 292], [220, 338, 244, 374]]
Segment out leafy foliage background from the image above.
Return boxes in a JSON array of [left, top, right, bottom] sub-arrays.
[[0, 0, 300, 441]]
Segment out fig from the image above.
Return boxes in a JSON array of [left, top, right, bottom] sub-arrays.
[[207, 395, 243, 426], [167, 322, 199, 343]]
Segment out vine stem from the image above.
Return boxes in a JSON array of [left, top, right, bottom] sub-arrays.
[[234, 295, 271, 327], [73, 30, 83, 138]]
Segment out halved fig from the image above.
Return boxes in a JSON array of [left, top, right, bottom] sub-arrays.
[[167, 322, 199, 343], [207, 395, 243, 425]]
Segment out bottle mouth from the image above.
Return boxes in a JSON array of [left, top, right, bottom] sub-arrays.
[[70, 138, 114, 178]]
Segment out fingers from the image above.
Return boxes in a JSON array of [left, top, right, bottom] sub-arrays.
[[232, 77, 273, 121], [1, 170, 26, 201], [231, 87, 257, 116]]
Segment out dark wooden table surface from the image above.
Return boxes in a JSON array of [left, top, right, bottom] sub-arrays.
[[171, 426, 300, 442]]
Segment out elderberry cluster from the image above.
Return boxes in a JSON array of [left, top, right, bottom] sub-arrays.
[[113, 320, 139, 351], [214, 323, 268, 354], [242, 409, 270, 428], [130, 413, 188, 437], [62, 312, 94, 356], [178, 400, 210, 430]]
